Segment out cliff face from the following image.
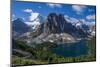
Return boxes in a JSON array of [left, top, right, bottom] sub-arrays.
[[43, 13, 79, 35], [12, 13, 90, 44], [29, 13, 88, 44]]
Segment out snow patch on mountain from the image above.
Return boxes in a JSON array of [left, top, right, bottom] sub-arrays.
[[25, 12, 44, 30]]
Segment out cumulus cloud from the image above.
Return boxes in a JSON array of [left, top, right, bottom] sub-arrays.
[[23, 9, 33, 13], [23, 8, 39, 21], [29, 12, 39, 21], [23, 8, 40, 27], [25, 12, 40, 29], [64, 15, 79, 23], [72, 5, 87, 14], [86, 14, 95, 20], [47, 3, 62, 8]]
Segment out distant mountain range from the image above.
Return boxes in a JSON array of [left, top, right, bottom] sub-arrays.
[[12, 18, 32, 38], [12, 13, 95, 44]]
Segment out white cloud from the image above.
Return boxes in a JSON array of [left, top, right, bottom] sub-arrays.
[[72, 5, 87, 14], [29, 12, 39, 21], [47, 3, 62, 8], [25, 12, 40, 30], [23, 8, 39, 21], [64, 15, 79, 23], [25, 21, 40, 26], [23, 9, 33, 13], [23, 8, 40, 28], [86, 14, 95, 20], [25, 13, 40, 29]]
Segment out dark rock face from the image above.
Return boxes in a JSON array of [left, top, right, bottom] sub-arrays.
[[12, 18, 32, 37], [12, 13, 90, 44], [12, 13, 89, 39], [42, 13, 79, 36], [43, 13, 59, 33]]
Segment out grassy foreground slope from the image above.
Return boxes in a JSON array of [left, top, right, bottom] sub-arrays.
[[12, 36, 96, 66]]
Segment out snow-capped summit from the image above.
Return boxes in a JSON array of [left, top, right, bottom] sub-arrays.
[[64, 15, 79, 25], [25, 13, 44, 30]]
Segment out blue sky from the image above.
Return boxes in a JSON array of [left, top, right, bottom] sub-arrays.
[[12, 0, 96, 25]]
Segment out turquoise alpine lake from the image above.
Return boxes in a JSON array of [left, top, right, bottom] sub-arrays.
[[52, 40, 89, 57]]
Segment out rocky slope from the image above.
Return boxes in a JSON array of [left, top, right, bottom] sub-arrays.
[[12, 13, 93, 44]]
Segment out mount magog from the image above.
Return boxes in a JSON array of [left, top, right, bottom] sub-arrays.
[[12, 13, 94, 44]]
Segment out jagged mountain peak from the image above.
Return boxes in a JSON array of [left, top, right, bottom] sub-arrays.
[[12, 13, 94, 44], [42, 13, 78, 34], [13, 18, 24, 23], [25, 13, 44, 30], [12, 18, 32, 37]]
